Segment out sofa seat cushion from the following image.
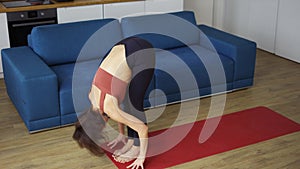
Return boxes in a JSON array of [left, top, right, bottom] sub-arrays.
[[51, 59, 100, 116], [154, 45, 234, 98]]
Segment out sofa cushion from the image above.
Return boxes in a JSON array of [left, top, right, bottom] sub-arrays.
[[30, 19, 122, 66], [154, 45, 234, 99], [121, 11, 200, 50], [51, 59, 101, 116]]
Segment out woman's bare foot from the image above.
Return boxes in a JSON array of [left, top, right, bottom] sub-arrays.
[[115, 145, 140, 163], [112, 139, 134, 158]]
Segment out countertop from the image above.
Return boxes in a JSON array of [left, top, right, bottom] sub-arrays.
[[0, 0, 142, 13]]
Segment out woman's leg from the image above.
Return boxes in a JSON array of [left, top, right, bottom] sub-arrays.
[[125, 38, 155, 147], [115, 37, 155, 162], [126, 68, 154, 146], [115, 68, 154, 163]]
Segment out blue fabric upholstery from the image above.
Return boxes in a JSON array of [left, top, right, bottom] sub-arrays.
[[1, 11, 257, 132], [51, 59, 100, 118], [121, 11, 199, 49], [153, 45, 234, 106], [198, 25, 257, 89], [30, 19, 122, 66], [1, 46, 60, 132], [2, 19, 123, 132], [51, 63, 75, 117], [170, 11, 197, 25]]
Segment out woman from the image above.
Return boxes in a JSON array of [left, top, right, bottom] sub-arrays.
[[73, 37, 155, 169]]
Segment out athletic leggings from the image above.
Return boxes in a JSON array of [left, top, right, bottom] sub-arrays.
[[114, 37, 155, 146]]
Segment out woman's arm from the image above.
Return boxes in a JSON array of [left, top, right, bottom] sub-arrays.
[[105, 97, 148, 168], [107, 122, 126, 149], [118, 122, 125, 135]]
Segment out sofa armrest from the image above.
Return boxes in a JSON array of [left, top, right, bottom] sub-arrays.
[[1, 46, 60, 131], [198, 24, 257, 88]]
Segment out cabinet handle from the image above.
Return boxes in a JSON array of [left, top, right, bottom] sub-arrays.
[[11, 20, 56, 27]]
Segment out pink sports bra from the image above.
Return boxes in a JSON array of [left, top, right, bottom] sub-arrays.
[[92, 68, 128, 112]]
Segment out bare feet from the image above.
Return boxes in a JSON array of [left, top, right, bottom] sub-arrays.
[[115, 145, 140, 163], [112, 139, 134, 159]]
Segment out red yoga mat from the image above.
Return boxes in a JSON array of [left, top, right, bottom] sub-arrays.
[[104, 106, 300, 168]]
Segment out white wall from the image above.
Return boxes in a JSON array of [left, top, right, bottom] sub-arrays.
[[184, 0, 213, 26]]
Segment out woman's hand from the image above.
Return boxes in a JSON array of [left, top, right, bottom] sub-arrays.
[[126, 157, 145, 169], [107, 133, 127, 149]]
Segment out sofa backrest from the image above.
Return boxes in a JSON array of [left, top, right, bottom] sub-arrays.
[[121, 11, 200, 50], [29, 19, 122, 66]]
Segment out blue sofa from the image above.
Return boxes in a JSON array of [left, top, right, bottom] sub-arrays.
[[1, 11, 256, 132]]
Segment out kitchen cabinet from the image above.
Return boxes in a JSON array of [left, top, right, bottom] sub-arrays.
[[221, 0, 278, 53], [57, 5, 103, 24], [145, 0, 183, 14], [275, 0, 300, 63], [184, 0, 213, 26], [215, 0, 300, 63], [103, 1, 145, 19], [247, 0, 278, 53], [213, 0, 225, 29], [0, 13, 10, 77]]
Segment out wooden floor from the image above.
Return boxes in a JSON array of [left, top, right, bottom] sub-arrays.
[[0, 49, 299, 169]]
